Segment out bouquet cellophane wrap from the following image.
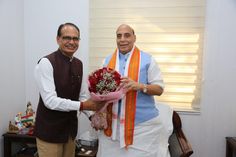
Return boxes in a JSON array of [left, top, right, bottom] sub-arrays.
[[88, 67, 126, 129]]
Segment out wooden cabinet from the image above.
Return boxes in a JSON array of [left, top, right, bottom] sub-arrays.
[[226, 137, 236, 157], [2, 133, 97, 157]]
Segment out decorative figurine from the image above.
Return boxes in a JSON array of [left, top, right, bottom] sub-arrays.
[[22, 102, 35, 128], [26, 102, 34, 115], [8, 101, 36, 134], [15, 112, 24, 129], [8, 121, 19, 133]]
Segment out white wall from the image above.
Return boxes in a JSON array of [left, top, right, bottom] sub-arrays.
[[0, 0, 25, 155], [181, 0, 236, 156], [1, 0, 236, 157]]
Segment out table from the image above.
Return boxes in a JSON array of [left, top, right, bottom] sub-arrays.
[[3, 133, 36, 157], [226, 137, 236, 157], [2, 133, 97, 157]]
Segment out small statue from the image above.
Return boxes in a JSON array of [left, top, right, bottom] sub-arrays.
[[15, 112, 24, 129], [8, 121, 19, 133], [26, 102, 34, 115], [21, 102, 35, 128]]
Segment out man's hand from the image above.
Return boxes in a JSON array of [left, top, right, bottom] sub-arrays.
[[120, 77, 142, 91], [82, 99, 106, 111]]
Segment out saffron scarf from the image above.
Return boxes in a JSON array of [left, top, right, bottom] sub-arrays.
[[105, 46, 141, 148]]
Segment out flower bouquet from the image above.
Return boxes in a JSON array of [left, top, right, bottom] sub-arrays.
[[88, 67, 126, 129]]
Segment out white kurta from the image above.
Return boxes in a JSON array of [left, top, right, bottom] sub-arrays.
[[96, 103, 173, 157], [34, 58, 89, 111]]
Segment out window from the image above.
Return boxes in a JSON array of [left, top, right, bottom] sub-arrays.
[[89, 0, 205, 111]]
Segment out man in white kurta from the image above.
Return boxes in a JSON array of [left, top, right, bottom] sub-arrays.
[[96, 24, 172, 157]]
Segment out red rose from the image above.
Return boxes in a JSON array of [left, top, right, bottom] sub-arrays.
[[88, 67, 121, 95]]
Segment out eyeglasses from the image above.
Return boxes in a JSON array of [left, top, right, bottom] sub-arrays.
[[62, 36, 80, 42]]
